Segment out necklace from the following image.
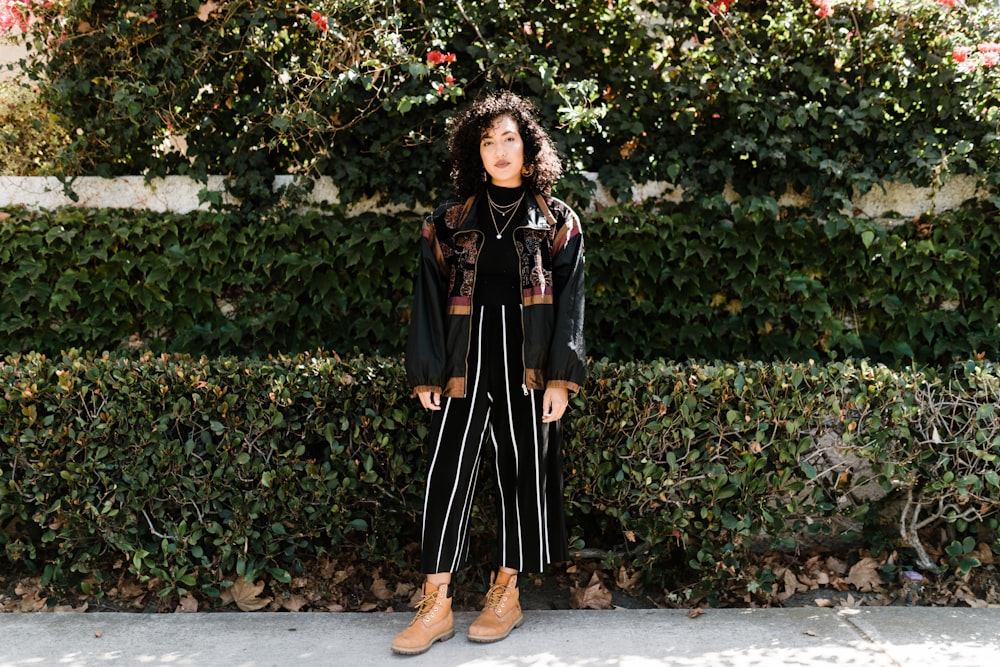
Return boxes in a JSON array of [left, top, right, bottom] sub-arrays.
[[487, 190, 525, 239]]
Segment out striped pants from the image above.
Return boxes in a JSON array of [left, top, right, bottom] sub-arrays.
[[421, 305, 569, 574]]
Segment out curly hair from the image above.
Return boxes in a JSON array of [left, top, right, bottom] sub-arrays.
[[447, 91, 562, 198]]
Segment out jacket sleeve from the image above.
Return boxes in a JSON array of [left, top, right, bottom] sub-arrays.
[[548, 206, 587, 393], [404, 217, 448, 396]]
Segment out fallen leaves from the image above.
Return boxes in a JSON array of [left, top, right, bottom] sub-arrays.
[[844, 557, 883, 593], [569, 572, 613, 610], [220, 577, 272, 612]]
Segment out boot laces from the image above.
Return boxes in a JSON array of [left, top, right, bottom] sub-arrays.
[[483, 581, 509, 610], [413, 589, 441, 621]]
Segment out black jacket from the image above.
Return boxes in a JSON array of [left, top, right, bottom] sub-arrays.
[[405, 190, 586, 397]]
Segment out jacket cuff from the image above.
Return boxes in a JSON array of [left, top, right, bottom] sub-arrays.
[[411, 385, 443, 398], [546, 379, 581, 395]]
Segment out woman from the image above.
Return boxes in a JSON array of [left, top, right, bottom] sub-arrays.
[[392, 91, 586, 656]]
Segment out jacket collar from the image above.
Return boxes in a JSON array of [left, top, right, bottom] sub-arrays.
[[454, 190, 555, 232]]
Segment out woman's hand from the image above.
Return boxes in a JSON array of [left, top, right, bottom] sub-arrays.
[[418, 390, 442, 411], [541, 387, 569, 423]]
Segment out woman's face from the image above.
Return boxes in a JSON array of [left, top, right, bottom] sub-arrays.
[[480, 114, 525, 188]]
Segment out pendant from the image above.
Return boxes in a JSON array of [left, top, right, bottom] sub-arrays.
[[496, 233, 502, 239]]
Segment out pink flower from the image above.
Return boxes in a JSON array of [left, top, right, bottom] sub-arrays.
[[958, 59, 979, 73], [310, 11, 328, 33], [952, 46, 972, 63], [983, 52, 999, 68], [812, 0, 833, 18], [978, 42, 1000, 54], [426, 50, 457, 66], [0, 1, 31, 33]]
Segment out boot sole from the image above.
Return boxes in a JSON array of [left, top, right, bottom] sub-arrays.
[[467, 615, 524, 643], [391, 628, 455, 656]]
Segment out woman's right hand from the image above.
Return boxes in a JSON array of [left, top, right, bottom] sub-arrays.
[[418, 390, 442, 411]]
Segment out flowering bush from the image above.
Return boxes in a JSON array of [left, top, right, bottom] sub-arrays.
[[0, 0, 45, 34], [4, 1, 998, 210]]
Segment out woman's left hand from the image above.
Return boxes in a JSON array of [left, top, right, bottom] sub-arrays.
[[541, 387, 569, 423]]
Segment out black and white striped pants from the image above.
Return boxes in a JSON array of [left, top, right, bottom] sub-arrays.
[[420, 305, 568, 574]]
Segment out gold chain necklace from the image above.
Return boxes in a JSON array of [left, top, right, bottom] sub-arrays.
[[487, 190, 525, 239]]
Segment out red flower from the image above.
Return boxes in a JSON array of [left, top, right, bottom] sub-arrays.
[[310, 11, 329, 33], [445, 74, 455, 86], [426, 50, 457, 66], [936, 0, 957, 6], [708, 1, 731, 15], [952, 46, 972, 63]]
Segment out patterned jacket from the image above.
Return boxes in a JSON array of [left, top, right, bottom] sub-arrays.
[[405, 190, 586, 397]]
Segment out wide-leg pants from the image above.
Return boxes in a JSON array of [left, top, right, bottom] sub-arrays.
[[420, 305, 569, 574]]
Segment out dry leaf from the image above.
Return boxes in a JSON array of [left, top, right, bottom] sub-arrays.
[[687, 607, 704, 619], [803, 630, 817, 636], [175, 594, 198, 613], [221, 577, 272, 612], [825, 556, 848, 575], [280, 594, 308, 612], [845, 557, 883, 592], [395, 582, 415, 599], [814, 598, 834, 608], [615, 566, 642, 593], [197, 1, 219, 22], [569, 572, 612, 610], [94, 632, 103, 638], [777, 567, 808, 601], [371, 578, 394, 601]]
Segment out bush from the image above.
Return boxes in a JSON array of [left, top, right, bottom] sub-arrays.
[[2, 199, 999, 365], [5, 1, 998, 209], [0, 78, 68, 175], [1, 351, 997, 605]]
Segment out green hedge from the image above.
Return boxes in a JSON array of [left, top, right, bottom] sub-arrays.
[[3, 199, 999, 365], [2, 351, 998, 604]]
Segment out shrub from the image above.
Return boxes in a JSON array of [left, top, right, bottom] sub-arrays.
[[2, 199, 999, 365], [1, 351, 997, 604], [0, 78, 68, 175], [4, 1, 997, 209]]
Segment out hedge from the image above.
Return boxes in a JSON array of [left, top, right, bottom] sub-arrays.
[[2, 199, 999, 365], [2, 351, 998, 605]]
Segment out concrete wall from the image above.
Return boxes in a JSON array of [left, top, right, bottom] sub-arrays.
[[0, 34, 27, 79], [0, 173, 987, 220]]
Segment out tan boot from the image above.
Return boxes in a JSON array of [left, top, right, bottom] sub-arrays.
[[391, 581, 455, 656], [467, 571, 523, 643]]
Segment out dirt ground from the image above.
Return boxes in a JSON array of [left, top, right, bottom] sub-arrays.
[[2, 545, 998, 614]]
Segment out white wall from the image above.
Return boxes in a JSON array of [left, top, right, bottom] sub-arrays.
[[0, 173, 987, 221]]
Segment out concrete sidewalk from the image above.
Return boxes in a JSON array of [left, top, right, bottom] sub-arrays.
[[1, 607, 998, 666]]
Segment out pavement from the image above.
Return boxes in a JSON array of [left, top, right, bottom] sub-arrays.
[[1, 607, 999, 667]]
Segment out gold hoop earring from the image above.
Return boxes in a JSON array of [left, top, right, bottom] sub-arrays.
[[521, 165, 535, 177]]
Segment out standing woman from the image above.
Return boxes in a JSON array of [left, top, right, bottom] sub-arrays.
[[392, 90, 586, 656]]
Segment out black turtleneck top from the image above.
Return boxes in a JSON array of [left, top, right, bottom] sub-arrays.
[[474, 183, 525, 306]]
